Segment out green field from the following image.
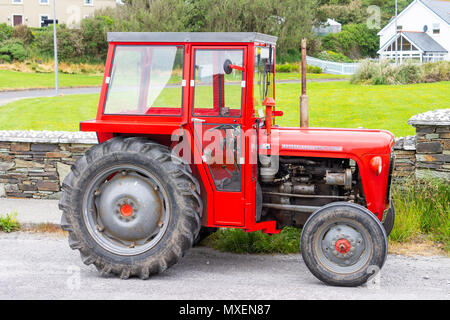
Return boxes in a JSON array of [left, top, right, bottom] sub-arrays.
[[0, 81, 448, 136], [0, 70, 103, 90]]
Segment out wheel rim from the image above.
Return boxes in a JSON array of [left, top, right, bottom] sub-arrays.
[[314, 219, 372, 274], [82, 164, 170, 256]]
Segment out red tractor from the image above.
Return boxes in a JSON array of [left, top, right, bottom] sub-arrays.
[[60, 32, 395, 286]]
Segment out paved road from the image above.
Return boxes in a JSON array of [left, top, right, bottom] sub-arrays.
[[0, 87, 101, 106], [0, 232, 448, 300]]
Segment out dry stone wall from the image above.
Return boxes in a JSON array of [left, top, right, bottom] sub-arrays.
[[0, 109, 448, 199]]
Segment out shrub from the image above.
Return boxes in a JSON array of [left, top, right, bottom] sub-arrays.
[[276, 63, 299, 73], [13, 24, 33, 45], [0, 213, 20, 233], [80, 15, 113, 61], [0, 23, 13, 42], [307, 65, 322, 73], [0, 54, 11, 63], [0, 38, 27, 61], [352, 60, 449, 85], [321, 23, 379, 59], [33, 25, 83, 62], [421, 61, 450, 83], [317, 50, 354, 63]]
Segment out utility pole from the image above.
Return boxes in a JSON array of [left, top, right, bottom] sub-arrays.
[[394, 0, 398, 65], [53, 0, 59, 95], [300, 38, 309, 127]]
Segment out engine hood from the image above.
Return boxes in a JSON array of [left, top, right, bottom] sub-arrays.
[[269, 127, 395, 158]]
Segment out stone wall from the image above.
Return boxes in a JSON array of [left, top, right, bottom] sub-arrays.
[[408, 109, 450, 180], [0, 109, 448, 199], [393, 136, 416, 179], [0, 131, 97, 199]]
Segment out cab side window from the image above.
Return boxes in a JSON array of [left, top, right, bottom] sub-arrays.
[[193, 49, 244, 117]]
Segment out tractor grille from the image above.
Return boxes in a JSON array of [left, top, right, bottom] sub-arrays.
[[386, 151, 395, 201]]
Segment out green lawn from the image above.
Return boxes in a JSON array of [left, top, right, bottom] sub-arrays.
[[0, 70, 103, 90], [0, 81, 448, 136], [0, 70, 348, 90]]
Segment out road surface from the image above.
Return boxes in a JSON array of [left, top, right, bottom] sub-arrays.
[[0, 232, 448, 300]]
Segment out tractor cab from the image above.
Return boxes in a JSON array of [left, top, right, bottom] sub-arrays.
[[81, 32, 280, 232]]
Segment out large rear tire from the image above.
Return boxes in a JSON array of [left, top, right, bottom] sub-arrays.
[[59, 137, 202, 279], [300, 202, 388, 287]]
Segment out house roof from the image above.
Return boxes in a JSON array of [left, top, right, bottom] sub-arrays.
[[378, 31, 448, 54], [402, 31, 448, 52], [421, 0, 450, 24], [107, 32, 278, 45], [378, 0, 450, 36]]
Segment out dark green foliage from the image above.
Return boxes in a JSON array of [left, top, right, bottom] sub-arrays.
[[33, 25, 83, 61], [80, 16, 113, 61], [321, 23, 378, 59], [0, 38, 27, 61], [317, 50, 354, 62], [0, 23, 14, 42]]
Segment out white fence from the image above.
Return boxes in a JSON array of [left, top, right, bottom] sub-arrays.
[[306, 56, 360, 75]]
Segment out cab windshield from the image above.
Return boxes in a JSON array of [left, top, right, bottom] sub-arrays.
[[253, 46, 275, 117]]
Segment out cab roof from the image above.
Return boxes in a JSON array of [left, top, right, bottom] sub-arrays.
[[107, 32, 278, 45]]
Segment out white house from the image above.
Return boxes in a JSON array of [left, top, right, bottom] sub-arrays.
[[313, 18, 342, 36], [377, 0, 450, 62]]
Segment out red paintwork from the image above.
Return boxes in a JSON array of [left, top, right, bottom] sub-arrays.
[[80, 36, 395, 234], [336, 239, 351, 254]]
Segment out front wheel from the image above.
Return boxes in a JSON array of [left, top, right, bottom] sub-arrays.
[[300, 202, 388, 287]]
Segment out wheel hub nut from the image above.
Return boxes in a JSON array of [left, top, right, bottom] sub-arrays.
[[335, 238, 351, 254], [120, 203, 134, 217]]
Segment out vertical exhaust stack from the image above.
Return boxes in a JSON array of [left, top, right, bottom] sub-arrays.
[[300, 38, 309, 127]]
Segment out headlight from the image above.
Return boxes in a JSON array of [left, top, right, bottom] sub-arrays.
[[370, 156, 382, 176]]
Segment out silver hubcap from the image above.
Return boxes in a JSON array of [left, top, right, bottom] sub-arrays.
[[83, 165, 170, 256], [315, 219, 371, 274]]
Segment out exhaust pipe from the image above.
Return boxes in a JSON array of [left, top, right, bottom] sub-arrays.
[[300, 38, 309, 127]]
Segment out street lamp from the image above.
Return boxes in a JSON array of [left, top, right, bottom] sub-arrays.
[[53, 0, 59, 95]]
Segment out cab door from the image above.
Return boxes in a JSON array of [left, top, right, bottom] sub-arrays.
[[189, 46, 247, 226]]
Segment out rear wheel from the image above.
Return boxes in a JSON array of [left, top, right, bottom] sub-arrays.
[[59, 137, 202, 279], [301, 202, 387, 287]]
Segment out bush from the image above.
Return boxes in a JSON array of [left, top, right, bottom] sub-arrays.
[[0, 38, 27, 61], [33, 25, 83, 61], [0, 54, 11, 63], [352, 60, 450, 85], [0, 23, 13, 42], [317, 50, 354, 62], [0, 213, 20, 233], [307, 65, 322, 73], [276, 63, 299, 73], [80, 15, 113, 62], [321, 23, 379, 59], [13, 24, 33, 45], [421, 61, 450, 83]]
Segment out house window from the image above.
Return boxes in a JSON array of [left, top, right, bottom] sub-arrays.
[[396, 25, 402, 31], [12, 0, 23, 4], [84, 0, 93, 5], [39, 0, 49, 5], [40, 15, 49, 27], [432, 23, 440, 34]]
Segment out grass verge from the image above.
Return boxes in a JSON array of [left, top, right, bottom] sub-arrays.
[[0, 212, 20, 232]]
